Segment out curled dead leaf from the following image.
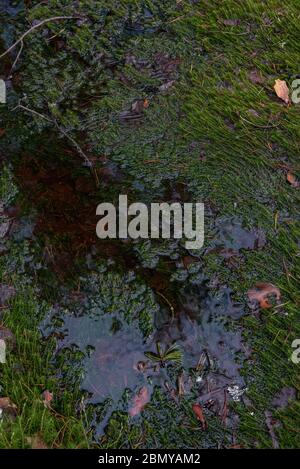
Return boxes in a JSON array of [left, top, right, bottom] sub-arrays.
[[41, 390, 53, 408], [129, 386, 149, 417], [0, 397, 18, 420], [248, 283, 281, 309], [274, 79, 290, 104], [192, 403, 207, 430], [287, 172, 299, 188]]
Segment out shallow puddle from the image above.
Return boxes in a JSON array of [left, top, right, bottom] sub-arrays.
[[41, 268, 247, 437]]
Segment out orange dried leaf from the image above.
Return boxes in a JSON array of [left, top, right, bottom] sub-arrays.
[[274, 79, 290, 104], [287, 172, 299, 188], [129, 386, 149, 417], [192, 403, 207, 430], [248, 283, 281, 309]]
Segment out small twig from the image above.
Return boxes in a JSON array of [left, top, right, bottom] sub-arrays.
[[54, 121, 92, 168], [0, 16, 77, 60], [12, 103, 52, 122], [9, 40, 23, 76], [240, 115, 280, 129], [48, 28, 66, 42], [12, 103, 93, 169], [221, 390, 228, 425], [156, 290, 175, 319]]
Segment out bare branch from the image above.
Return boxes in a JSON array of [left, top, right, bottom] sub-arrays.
[[13, 103, 92, 169], [0, 16, 77, 60]]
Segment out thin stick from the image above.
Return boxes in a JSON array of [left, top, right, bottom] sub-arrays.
[[55, 122, 92, 167], [9, 40, 23, 76], [156, 291, 175, 318], [0, 16, 77, 59], [13, 103, 52, 122], [13, 103, 92, 168], [240, 115, 280, 129]]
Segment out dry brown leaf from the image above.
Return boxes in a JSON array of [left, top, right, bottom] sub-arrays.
[[26, 434, 48, 449], [0, 397, 14, 409], [129, 386, 149, 417], [248, 283, 281, 309], [274, 79, 290, 104], [0, 397, 18, 419], [41, 390, 53, 408], [287, 172, 299, 188], [192, 403, 207, 430]]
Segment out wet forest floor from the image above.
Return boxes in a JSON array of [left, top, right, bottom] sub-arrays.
[[0, 0, 299, 449]]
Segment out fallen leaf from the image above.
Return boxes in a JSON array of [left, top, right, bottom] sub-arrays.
[[41, 390, 53, 408], [192, 403, 207, 430], [248, 283, 281, 309], [287, 172, 299, 188], [0, 397, 13, 409], [183, 255, 196, 269], [274, 79, 290, 104], [0, 397, 18, 419], [129, 386, 149, 417], [26, 434, 48, 449], [131, 99, 146, 114], [0, 129, 6, 138]]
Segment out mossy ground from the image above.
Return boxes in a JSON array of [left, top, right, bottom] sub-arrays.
[[0, 0, 299, 448]]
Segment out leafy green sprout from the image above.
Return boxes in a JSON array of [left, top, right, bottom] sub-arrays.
[[144, 342, 183, 367]]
